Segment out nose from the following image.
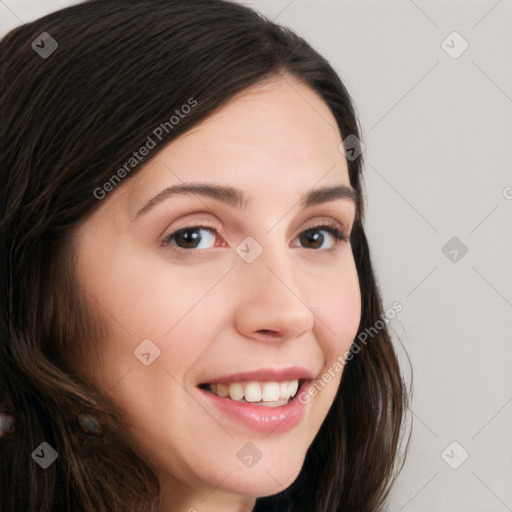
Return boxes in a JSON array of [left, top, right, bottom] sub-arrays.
[[232, 243, 315, 342]]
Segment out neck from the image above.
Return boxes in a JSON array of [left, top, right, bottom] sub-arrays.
[[158, 478, 257, 512]]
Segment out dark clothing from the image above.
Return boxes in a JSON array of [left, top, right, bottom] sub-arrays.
[[253, 493, 293, 512]]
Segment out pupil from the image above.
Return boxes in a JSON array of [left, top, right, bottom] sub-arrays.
[[178, 229, 200, 248], [301, 230, 323, 249]]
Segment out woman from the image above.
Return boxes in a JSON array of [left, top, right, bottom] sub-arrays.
[[0, 1, 408, 511]]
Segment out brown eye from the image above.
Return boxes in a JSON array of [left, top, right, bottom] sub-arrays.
[[163, 226, 217, 250], [298, 225, 346, 250]]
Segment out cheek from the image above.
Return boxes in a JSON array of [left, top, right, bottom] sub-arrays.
[[104, 255, 230, 334], [312, 255, 361, 363], [80, 256, 233, 394]]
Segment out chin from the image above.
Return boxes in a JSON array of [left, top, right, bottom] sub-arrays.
[[218, 446, 306, 498]]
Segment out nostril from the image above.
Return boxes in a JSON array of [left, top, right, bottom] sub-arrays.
[[256, 329, 282, 338]]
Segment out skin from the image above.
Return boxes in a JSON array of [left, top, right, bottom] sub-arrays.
[[74, 74, 361, 512]]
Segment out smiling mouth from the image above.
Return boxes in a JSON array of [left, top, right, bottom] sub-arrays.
[[199, 379, 303, 408]]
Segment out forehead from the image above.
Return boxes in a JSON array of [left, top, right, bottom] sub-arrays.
[[163, 75, 342, 168], [112, 75, 352, 217]]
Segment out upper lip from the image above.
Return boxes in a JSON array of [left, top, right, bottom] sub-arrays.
[[199, 366, 316, 385]]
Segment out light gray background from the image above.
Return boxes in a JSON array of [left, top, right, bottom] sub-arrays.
[[2, 1, 511, 510]]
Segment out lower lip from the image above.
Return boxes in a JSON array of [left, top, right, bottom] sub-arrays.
[[198, 383, 309, 434]]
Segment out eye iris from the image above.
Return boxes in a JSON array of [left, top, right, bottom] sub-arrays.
[[301, 229, 324, 249], [176, 229, 201, 248]]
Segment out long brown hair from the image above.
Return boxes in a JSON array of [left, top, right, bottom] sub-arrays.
[[0, 1, 409, 510]]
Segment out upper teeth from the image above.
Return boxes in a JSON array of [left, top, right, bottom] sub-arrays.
[[208, 380, 300, 404]]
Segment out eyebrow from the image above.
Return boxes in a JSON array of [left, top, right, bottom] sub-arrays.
[[134, 181, 358, 219]]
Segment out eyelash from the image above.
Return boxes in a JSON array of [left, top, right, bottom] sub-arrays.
[[160, 220, 348, 257]]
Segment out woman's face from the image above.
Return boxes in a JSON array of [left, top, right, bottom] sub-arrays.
[[74, 75, 361, 512]]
